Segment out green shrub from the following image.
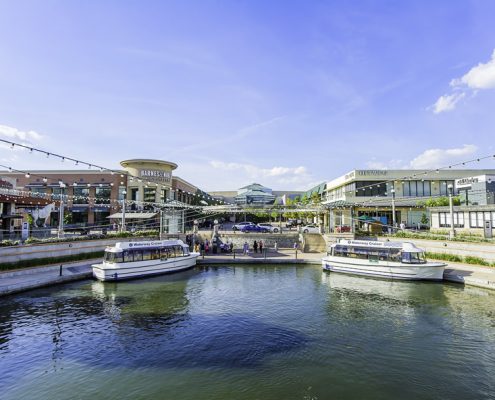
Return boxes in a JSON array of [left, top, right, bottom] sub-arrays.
[[464, 256, 491, 266], [426, 252, 463, 263]]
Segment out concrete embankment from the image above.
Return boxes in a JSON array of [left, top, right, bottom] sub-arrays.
[[0, 259, 96, 296], [2, 249, 495, 296]]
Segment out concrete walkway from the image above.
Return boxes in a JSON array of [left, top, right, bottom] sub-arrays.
[[1, 250, 495, 296], [0, 259, 96, 296]]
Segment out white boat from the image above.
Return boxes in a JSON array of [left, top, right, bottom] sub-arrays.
[[92, 240, 199, 281], [322, 239, 445, 281]]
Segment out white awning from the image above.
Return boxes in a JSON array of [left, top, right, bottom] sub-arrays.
[[107, 212, 157, 220]]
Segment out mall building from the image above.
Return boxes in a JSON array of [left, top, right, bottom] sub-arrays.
[[320, 169, 495, 233], [0, 159, 205, 236]]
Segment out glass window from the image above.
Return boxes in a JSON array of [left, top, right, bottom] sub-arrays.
[[417, 182, 424, 197], [403, 182, 410, 197], [446, 213, 452, 227], [389, 249, 401, 262], [73, 187, 89, 204], [423, 181, 431, 196], [477, 212, 484, 228], [440, 213, 446, 226], [123, 250, 133, 263], [174, 245, 184, 257], [142, 250, 152, 261], [95, 187, 111, 204], [151, 249, 160, 260], [133, 250, 143, 261], [144, 188, 156, 203], [470, 212, 477, 228], [492, 212, 495, 224]]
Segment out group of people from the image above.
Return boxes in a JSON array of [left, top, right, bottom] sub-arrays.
[[242, 240, 271, 255]]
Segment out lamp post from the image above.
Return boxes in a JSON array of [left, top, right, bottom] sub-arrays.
[[391, 188, 396, 232], [159, 208, 163, 239], [448, 184, 455, 239], [192, 219, 198, 250], [121, 190, 127, 233], [58, 182, 66, 239]]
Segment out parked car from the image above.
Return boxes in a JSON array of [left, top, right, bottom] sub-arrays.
[[241, 224, 269, 233], [286, 219, 302, 229], [300, 224, 320, 234], [257, 223, 280, 233], [233, 222, 255, 231]]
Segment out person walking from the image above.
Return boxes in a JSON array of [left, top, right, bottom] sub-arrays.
[[253, 240, 258, 253], [259, 240, 263, 254], [194, 242, 200, 253], [243, 241, 249, 255], [274, 241, 278, 252], [205, 240, 209, 254], [200, 242, 205, 255]]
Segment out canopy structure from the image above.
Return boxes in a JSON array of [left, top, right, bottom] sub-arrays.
[[107, 212, 157, 220]]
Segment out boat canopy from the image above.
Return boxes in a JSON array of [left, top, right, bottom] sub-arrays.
[[333, 239, 425, 253]]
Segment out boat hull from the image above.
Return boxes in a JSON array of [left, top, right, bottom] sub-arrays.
[[321, 256, 445, 281], [92, 253, 199, 281]]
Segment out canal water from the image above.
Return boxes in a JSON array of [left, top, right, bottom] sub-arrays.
[[1, 265, 494, 400]]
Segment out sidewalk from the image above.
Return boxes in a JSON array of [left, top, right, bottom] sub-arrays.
[[196, 248, 322, 265], [0, 259, 97, 296]]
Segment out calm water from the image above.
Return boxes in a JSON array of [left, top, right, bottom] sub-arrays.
[[1, 265, 495, 400]]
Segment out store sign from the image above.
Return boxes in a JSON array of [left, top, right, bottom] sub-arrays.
[[139, 170, 172, 183], [356, 170, 388, 176], [455, 175, 485, 189]]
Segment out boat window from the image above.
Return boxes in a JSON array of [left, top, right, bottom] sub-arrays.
[[142, 250, 152, 261], [183, 247, 190, 256], [123, 250, 133, 263], [150, 249, 160, 260], [104, 252, 123, 263], [174, 245, 184, 257], [401, 252, 426, 264], [389, 249, 401, 262], [133, 250, 143, 261], [161, 247, 172, 259]]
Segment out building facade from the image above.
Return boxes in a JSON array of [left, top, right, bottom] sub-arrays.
[[321, 169, 495, 232]]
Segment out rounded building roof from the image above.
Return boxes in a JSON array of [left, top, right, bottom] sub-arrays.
[[120, 159, 178, 170]]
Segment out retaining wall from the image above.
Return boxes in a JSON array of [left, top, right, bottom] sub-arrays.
[[0, 236, 170, 264]]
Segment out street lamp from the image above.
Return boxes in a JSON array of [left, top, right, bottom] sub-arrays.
[[448, 183, 455, 239], [121, 190, 127, 233], [58, 182, 66, 239], [390, 187, 396, 231]]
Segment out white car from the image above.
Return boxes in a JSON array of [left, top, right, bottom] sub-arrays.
[[300, 224, 320, 234], [233, 222, 255, 231], [257, 223, 280, 233]]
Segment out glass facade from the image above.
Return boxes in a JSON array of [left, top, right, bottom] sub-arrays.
[[402, 180, 432, 197]]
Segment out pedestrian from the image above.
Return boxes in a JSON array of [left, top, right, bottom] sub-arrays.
[[200, 242, 205, 255], [400, 222, 405, 231], [205, 241, 209, 254], [243, 241, 249, 255], [229, 241, 233, 253], [259, 240, 263, 254], [274, 242, 278, 252], [253, 240, 258, 253], [194, 242, 200, 253], [293, 242, 298, 250]]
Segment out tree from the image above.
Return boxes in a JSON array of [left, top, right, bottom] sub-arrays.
[[421, 213, 429, 226]]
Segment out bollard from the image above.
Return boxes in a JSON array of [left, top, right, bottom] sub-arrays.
[[264, 248, 267, 260], [233, 248, 236, 259], [59, 264, 63, 276], [202, 250, 205, 260], [295, 249, 298, 260]]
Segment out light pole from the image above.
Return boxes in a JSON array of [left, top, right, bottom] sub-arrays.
[[121, 190, 127, 233], [58, 182, 66, 239], [448, 184, 455, 239], [391, 188, 396, 232], [193, 219, 198, 250], [159, 208, 163, 239]]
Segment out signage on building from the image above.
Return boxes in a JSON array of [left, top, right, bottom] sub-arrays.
[[356, 170, 388, 176], [455, 175, 491, 189], [139, 170, 172, 183], [345, 171, 355, 180]]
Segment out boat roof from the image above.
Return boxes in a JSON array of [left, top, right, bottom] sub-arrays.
[[105, 239, 186, 252], [333, 239, 424, 252]]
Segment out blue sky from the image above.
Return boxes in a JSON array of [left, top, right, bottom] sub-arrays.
[[1, 0, 495, 191]]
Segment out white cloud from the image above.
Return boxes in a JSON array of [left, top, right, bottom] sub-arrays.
[[432, 92, 465, 114], [432, 49, 495, 113], [365, 144, 478, 170], [451, 49, 495, 90], [208, 160, 314, 189], [0, 124, 43, 142], [409, 144, 477, 169]]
